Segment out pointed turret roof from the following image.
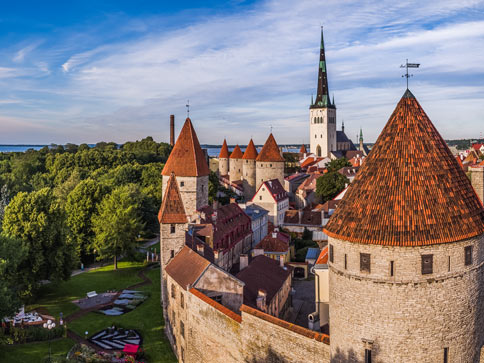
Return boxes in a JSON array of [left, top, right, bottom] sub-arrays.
[[310, 27, 334, 109], [158, 173, 187, 224], [256, 134, 285, 162], [162, 118, 209, 177], [219, 139, 229, 159], [324, 89, 484, 246], [242, 139, 258, 160], [230, 144, 244, 159], [299, 144, 307, 154]]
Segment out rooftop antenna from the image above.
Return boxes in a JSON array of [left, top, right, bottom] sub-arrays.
[[400, 59, 420, 89], [186, 100, 190, 118]]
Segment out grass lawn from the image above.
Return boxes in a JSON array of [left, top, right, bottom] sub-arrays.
[[29, 261, 145, 318], [69, 266, 176, 362], [0, 338, 75, 362]]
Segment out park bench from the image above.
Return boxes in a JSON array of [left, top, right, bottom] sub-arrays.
[[87, 291, 98, 298]]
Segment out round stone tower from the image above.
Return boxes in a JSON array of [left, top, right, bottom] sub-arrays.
[[256, 134, 285, 191], [229, 144, 243, 183], [242, 139, 258, 200], [218, 139, 229, 176], [324, 89, 484, 363]]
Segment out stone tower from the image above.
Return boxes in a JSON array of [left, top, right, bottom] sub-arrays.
[[229, 144, 243, 183], [218, 139, 229, 176], [359, 127, 364, 152], [310, 27, 336, 158], [161, 117, 209, 217], [158, 173, 187, 317], [242, 139, 258, 200], [256, 134, 285, 191], [470, 165, 484, 205], [324, 89, 484, 362]]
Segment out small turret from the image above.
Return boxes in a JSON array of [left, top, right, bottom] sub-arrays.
[[218, 139, 230, 176], [229, 144, 243, 183], [242, 139, 258, 200]]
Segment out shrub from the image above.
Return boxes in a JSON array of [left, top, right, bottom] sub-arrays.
[[9, 325, 65, 344]]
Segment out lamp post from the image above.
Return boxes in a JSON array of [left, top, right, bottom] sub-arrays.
[[43, 319, 56, 362]]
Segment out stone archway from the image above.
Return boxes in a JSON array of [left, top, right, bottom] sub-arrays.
[[316, 145, 321, 157]]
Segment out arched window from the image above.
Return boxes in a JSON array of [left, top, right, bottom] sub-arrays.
[[316, 145, 321, 157]]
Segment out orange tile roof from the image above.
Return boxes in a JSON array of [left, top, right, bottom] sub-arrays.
[[219, 139, 229, 158], [165, 246, 210, 289], [315, 246, 328, 264], [242, 139, 258, 160], [299, 144, 307, 153], [324, 90, 484, 246], [158, 173, 187, 224], [230, 144, 243, 159], [162, 118, 210, 177], [256, 134, 285, 162]]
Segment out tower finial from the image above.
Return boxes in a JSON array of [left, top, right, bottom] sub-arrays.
[[342, 120, 345, 133], [400, 59, 420, 90], [186, 100, 190, 118]]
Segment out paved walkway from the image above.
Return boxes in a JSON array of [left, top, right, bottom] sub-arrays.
[[65, 268, 153, 354]]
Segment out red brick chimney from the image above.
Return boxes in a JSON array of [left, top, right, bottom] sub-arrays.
[[170, 114, 175, 146]]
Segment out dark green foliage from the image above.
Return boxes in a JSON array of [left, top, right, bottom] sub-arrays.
[[326, 157, 351, 173], [8, 325, 65, 344], [316, 172, 349, 203]]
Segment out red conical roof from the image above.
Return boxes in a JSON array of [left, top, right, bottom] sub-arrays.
[[162, 118, 209, 177], [230, 144, 243, 159], [158, 173, 187, 224], [324, 90, 484, 246], [299, 144, 307, 154], [219, 139, 229, 158], [242, 139, 258, 160], [256, 134, 285, 162]]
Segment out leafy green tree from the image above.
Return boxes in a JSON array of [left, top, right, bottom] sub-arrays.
[[0, 184, 8, 229], [316, 172, 349, 203], [208, 171, 220, 204], [326, 157, 351, 173], [92, 185, 144, 269], [65, 179, 108, 263], [0, 235, 29, 317], [3, 188, 74, 289]]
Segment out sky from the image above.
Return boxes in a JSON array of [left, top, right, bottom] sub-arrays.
[[1, 0, 484, 145]]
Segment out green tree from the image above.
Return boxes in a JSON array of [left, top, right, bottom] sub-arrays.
[[65, 179, 108, 263], [326, 157, 351, 173], [2, 188, 74, 290], [316, 172, 349, 203], [92, 185, 144, 269], [208, 171, 220, 204], [0, 235, 29, 317], [0, 184, 8, 229]]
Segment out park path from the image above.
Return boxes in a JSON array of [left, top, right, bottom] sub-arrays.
[[64, 267, 153, 354]]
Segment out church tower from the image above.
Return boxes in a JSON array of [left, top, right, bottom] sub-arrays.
[[310, 27, 336, 157], [161, 117, 209, 217]]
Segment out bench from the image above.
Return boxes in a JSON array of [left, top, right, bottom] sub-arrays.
[[87, 291, 98, 298]]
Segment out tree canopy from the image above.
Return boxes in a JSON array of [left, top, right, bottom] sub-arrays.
[[316, 172, 349, 203]]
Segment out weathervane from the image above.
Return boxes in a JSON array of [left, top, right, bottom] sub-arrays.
[[400, 59, 420, 89], [186, 100, 190, 118], [270, 125, 273, 134]]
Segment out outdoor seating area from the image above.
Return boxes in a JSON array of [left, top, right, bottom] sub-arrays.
[[2, 307, 53, 328], [97, 290, 149, 316]]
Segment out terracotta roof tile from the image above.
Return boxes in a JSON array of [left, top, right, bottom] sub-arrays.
[[299, 144, 308, 154], [315, 246, 328, 265], [219, 139, 229, 158], [256, 134, 285, 162], [158, 173, 187, 224], [162, 118, 209, 177], [242, 139, 258, 160], [230, 144, 244, 159], [254, 233, 290, 253], [324, 90, 484, 246], [165, 246, 210, 289]]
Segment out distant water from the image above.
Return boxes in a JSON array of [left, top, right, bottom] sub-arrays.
[[205, 146, 300, 157], [0, 145, 47, 153]]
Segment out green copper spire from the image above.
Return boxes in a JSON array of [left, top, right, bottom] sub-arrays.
[[310, 26, 334, 109], [359, 128, 363, 142]]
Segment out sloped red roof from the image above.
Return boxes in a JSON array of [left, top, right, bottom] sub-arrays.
[[162, 118, 209, 177], [230, 144, 243, 159], [166, 246, 210, 289], [324, 89, 484, 246], [242, 139, 258, 160], [256, 134, 285, 162], [255, 233, 290, 253], [158, 173, 187, 224], [315, 246, 328, 265], [254, 179, 288, 202], [219, 139, 229, 158], [299, 144, 307, 153]]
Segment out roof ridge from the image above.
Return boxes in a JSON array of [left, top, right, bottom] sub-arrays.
[[158, 173, 187, 224]]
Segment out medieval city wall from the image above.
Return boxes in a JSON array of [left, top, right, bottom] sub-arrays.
[[256, 161, 284, 190], [162, 175, 208, 217], [230, 158, 243, 183], [242, 159, 256, 200], [471, 166, 484, 205], [219, 157, 229, 176], [329, 235, 484, 363]]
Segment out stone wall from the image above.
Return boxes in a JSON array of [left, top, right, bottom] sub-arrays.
[[162, 175, 208, 217], [329, 235, 484, 363], [309, 107, 336, 158], [470, 166, 484, 205], [256, 161, 284, 191], [230, 158, 243, 183], [219, 157, 229, 176], [243, 159, 256, 200]]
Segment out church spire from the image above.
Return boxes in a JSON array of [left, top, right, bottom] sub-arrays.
[[311, 27, 333, 109]]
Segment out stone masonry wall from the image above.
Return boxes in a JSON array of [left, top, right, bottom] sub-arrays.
[[256, 161, 284, 191], [219, 157, 229, 176], [243, 159, 256, 200], [471, 166, 484, 205], [329, 235, 484, 363], [162, 175, 208, 217], [230, 158, 243, 183]]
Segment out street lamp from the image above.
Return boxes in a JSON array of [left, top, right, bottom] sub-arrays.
[[43, 320, 56, 362]]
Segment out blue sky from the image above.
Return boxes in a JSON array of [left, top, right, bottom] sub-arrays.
[[1, 0, 484, 145]]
